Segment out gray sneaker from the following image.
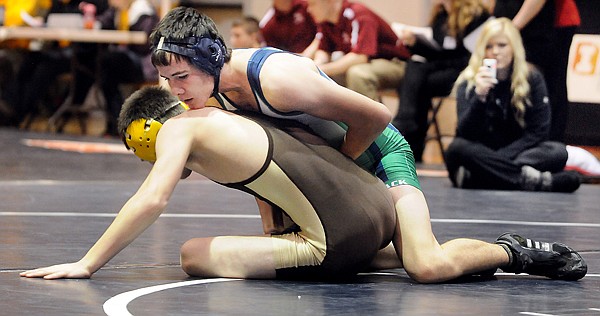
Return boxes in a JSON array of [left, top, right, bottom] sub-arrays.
[[455, 166, 471, 188]]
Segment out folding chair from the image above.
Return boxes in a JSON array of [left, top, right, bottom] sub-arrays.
[[425, 96, 454, 164]]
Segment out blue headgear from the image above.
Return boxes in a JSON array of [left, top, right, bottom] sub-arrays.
[[156, 35, 226, 95]]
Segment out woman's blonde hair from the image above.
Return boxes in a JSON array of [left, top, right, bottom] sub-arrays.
[[453, 17, 530, 127], [429, 0, 488, 37]]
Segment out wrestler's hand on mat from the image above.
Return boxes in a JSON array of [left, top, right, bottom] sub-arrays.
[[20, 261, 92, 279]]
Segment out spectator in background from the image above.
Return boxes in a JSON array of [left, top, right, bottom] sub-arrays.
[[306, 0, 410, 102], [229, 16, 264, 49], [0, 52, 13, 125], [492, 0, 573, 142], [493, 0, 554, 65], [1, 0, 50, 29], [391, 0, 491, 162], [259, 0, 318, 56], [550, 0, 580, 141], [444, 17, 580, 192], [5, 0, 109, 128], [0, 0, 51, 126], [95, 0, 158, 136]]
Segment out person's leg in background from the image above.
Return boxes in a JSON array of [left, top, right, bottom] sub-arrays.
[[549, 26, 578, 142], [345, 58, 406, 102], [393, 60, 461, 162], [0, 50, 18, 125], [513, 141, 569, 172], [445, 137, 523, 190], [513, 141, 580, 192], [98, 50, 144, 136], [446, 138, 579, 192], [392, 60, 432, 162], [521, 30, 563, 142], [71, 43, 100, 106], [419, 65, 463, 156], [16, 49, 72, 124]]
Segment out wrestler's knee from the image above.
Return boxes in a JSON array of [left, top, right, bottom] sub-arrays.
[[404, 260, 439, 283], [180, 238, 212, 276], [403, 256, 458, 284]]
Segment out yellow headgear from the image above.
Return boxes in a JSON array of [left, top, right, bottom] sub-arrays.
[[125, 118, 163, 162], [124, 101, 189, 162]]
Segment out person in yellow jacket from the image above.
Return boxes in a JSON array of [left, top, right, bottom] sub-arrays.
[[0, 0, 50, 125], [1, 0, 51, 48]]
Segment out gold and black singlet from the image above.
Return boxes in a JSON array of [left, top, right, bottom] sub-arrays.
[[219, 113, 396, 279]]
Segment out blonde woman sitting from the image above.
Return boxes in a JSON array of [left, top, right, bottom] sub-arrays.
[[445, 17, 580, 192]]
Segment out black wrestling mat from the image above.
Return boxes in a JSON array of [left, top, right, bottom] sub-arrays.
[[2, 128, 599, 315]]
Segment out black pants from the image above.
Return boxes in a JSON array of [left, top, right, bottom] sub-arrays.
[[4, 45, 97, 127], [392, 59, 461, 161], [13, 50, 71, 122], [99, 50, 145, 135], [445, 137, 568, 190], [548, 26, 577, 142]]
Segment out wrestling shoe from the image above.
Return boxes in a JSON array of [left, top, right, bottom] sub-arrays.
[[495, 232, 587, 281]]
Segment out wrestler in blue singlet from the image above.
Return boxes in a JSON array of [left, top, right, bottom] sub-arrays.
[[214, 47, 420, 190]]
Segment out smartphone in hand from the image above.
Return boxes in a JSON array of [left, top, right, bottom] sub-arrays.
[[483, 58, 497, 79]]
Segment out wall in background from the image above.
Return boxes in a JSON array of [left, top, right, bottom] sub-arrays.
[[563, 0, 600, 146]]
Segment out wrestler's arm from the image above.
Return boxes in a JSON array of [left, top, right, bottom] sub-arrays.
[[261, 54, 391, 159], [20, 121, 194, 279], [256, 198, 285, 235]]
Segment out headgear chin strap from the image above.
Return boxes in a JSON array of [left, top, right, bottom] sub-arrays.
[[156, 36, 225, 96], [124, 101, 190, 162]]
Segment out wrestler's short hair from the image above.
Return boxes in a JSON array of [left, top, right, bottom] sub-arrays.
[[149, 7, 232, 71], [118, 86, 189, 161], [150, 7, 233, 96], [118, 86, 182, 134]]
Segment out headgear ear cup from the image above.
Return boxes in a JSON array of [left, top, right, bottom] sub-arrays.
[[156, 36, 225, 77], [124, 101, 189, 162], [193, 37, 225, 74], [195, 37, 225, 96]]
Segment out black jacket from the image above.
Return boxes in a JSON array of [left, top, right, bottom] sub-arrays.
[[455, 66, 551, 159]]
